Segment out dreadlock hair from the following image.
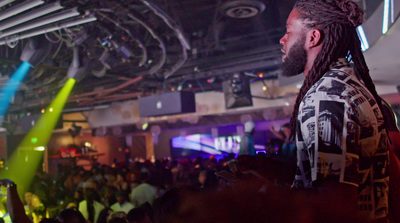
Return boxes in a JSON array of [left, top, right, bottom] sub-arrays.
[[289, 0, 384, 137]]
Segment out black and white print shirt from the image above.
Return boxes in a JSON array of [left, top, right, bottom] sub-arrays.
[[292, 58, 389, 220]]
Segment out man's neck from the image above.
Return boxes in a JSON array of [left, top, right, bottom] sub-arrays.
[[304, 45, 322, 77]]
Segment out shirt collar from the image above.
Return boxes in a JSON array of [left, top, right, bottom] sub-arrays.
[[329, 58, 350, 69]]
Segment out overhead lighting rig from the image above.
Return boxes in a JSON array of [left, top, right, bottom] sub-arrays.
[[0, 1, 97, 47], [0, 2, 63, 31], [0, 0, 16, 8], [0, 15, 97, 46], [0, 0, 44, 21]]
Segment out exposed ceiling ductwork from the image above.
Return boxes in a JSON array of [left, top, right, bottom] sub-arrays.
[[1, 0, 295, 115], [219, 0, 266, 18]]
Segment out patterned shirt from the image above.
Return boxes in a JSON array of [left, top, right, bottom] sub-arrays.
[[292, 59, 389, 220]]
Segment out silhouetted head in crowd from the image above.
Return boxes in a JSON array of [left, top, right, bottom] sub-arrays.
[[153, 188, 183, 223], [140, 172, 150, 183], [25, 192, 33, 206], [97, 208, 114, 223], [116, 172, 125, 183], [109, 217, 128, 223], [115, 191, 128, 205], [57, 208, 86, 223], [83, 188, 98, 222], [127, 207, 152, 223], [244, 121, 255, 135], [198, 169, 218, 190], [281, 123, 291, 139]]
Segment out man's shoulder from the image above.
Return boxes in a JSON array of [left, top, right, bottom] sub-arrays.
[[305, 67, 365, 101]]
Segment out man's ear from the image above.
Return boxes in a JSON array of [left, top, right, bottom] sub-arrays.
[[306, 29, 322, 48]]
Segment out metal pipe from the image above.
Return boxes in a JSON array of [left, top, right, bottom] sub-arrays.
[[0, 15, 97, 45], [126, 13, 166, 74], [141, 0, 191, 50], [0, 2, 63, 31], [0, 0, 16, 8], [141, 0, 191, 78], [76, 76, 144, 106], [0, 0, 44, 21]]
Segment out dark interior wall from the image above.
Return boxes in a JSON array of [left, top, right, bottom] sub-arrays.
[[0, 135, 6, 160], [130, 135, 146, 159], [6, 134, 25, 159]]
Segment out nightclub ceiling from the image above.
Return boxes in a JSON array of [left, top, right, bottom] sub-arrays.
[[0, 0, 297, 114], [1, 0, 389, 119]]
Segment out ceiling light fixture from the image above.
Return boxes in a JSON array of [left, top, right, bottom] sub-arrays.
[[382, 0, 390, 34], [0, 0, 16, 8], [357, 25, 369, 51], [0, 2, 63, 31], [0, 15, 97, 46], [0, 8, 80, 39], [0, 0, 44, 21]]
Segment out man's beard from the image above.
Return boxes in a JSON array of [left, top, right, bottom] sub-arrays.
[[281, 36, 307, 77]]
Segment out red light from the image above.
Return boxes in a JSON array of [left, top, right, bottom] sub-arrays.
[[207, 79, 211, 83], [38, 90, 42, 93]]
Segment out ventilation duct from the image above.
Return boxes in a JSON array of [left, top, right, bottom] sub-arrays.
[[219, 0, 266, 18]]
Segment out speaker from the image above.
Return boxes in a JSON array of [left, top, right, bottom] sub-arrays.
[[222, 73, 253, 109], [139, 91, 196, 117]]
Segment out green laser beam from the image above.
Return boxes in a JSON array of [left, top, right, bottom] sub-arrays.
[[1, 78, 76, 193]]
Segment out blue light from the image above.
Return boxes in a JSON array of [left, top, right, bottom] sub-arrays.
[[383, 0, 390, 34], [101, 40, 109, 46], [0, 62, 31, 118], [357, 26, 369, 51]]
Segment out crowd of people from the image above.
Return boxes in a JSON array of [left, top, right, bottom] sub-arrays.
[[0, 154, 240, 223], [0, 122, 302, 223], [1, 152, 372, 223]]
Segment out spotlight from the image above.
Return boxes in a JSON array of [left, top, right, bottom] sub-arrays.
[[20, 35, 52, 67], [207, 77, 216, 83], [67, 46, 90, 82], [142, 122, 149, 130], [90, 59, 106, 77], [33, 146, 45, 151]]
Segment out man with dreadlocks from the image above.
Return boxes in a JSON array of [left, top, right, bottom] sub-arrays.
[[279, 0, 389, 221]]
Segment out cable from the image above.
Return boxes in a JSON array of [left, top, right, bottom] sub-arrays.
[[5, 36, 18, 48], [45, 29, 62, 44]]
